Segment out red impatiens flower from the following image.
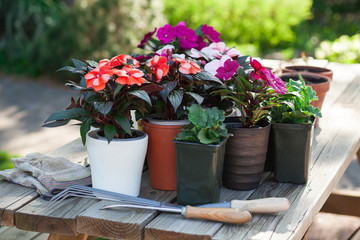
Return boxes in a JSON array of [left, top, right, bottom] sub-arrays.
[[173, 58, 202, 75], [249, 57, 287, 94], [147, 55, 169, 82], [84, 59, 112, 91], [110, 54, 140, 68], [113, 66, 146, 86]]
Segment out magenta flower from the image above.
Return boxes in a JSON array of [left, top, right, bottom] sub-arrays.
[[263, 69, 288, 94], [249, 58, 287, 94], [174, 24, 198, 49], [157, 24, 175, 44], [196, 36, 207, 51], [201, 24, 221, 43], [215, 59, 240, 81], [137, 28, 157, 47]]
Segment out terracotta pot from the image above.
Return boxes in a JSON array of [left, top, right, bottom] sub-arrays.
[[282, 65, 333, 81], [278, 72, 330, 126], [141, 119, 189, 190], [222, 118, 271, 190]]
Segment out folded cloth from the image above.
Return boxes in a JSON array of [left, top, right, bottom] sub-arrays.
[[0, 152, 91, 199]]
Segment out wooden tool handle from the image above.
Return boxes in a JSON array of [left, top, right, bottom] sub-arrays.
[[184, 206, 251, 224], [231, 197, 290, 213]]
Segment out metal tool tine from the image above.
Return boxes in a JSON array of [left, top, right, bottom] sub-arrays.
[[50, 185, 163, 207]]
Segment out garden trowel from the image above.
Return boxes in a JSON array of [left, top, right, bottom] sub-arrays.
[[102, 203, 252, 224]]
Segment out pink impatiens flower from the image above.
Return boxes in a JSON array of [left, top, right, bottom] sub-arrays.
[[249, 57, 287, 94], [173, 58, 202, 75]]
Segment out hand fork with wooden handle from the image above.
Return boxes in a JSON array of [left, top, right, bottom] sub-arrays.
[[102, 204, 252, 224]]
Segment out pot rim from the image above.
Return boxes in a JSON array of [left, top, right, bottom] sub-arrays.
[[145, 114, 190, 126], [278, 72, 330, 86], [173, 136, 229, 148], [283, 65, 333, 73], [87, 129, 147, 142]]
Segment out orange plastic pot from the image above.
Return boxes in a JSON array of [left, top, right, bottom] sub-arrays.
[[282, 65, 333, 81], [141, 119, 188, 190]]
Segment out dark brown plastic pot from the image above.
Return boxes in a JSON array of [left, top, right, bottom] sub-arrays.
[[282, 65, 333, 81], [222, 118, 271, 190], [142, 119, 188, 190], [278, 72, 330, 126]]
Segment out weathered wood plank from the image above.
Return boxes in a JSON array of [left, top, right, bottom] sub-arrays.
[[215, 71, 360, 240], [0, 181, 38, 226], [76, 171, 177, 240], [144, 173, 272, 240], [0, 226, 44, 240], [13, 138, 97, 236], [321, 189, 360, 217], [0, 138, 87, 228]]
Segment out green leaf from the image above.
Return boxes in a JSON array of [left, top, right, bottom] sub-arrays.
[[206, 107, 225, 126], [72, 59, 87, 70], [198, 128, 217, 144], [56, 66, 85, 74], [185, 92, 204, 105], [45, 108, 90, 123], [159, 81, 177, 102], [42, 119, 70, 128], [113, 115, 131, 135], [196, 71, 224, 85], [94, 102, 113, 115], [80, 77, 87, 88], [65, 81, 84, 90], [129, 90, 152, 106], [188, 104, 207, 128], [80, 118, 92, 145], [114, 84, 123, 96], [85, 60, 98, 68], [168, 90, 183, 113], [104, 124, 116, 143]]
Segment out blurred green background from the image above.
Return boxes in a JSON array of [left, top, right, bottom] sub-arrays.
[[0, 0, 359, 79]]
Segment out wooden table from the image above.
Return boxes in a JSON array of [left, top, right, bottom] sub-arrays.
[[1, 61, 360, 240]]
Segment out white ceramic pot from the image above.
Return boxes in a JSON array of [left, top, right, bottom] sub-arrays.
[[86, 129, 148, 196]]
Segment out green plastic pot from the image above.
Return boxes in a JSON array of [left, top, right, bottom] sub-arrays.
[[268, 123, 313, 183], [174, 138, 228, 206]]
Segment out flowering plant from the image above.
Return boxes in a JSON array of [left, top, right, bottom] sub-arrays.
[[214, 57, 290, 128], [137, 22, 244, 117], [139, 54, 222, 120], [44, 56, 153, 143]]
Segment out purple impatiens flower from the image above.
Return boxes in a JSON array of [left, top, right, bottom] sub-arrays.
[[157, 24, 175, 44], [196, 36, 207, 51], [137, 28, 157, 48], [201, 24, 221, 43], [174, 24, 198, 49], [215, 59, 240, 81]]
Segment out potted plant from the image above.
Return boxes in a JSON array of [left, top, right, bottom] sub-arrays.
[[267, 79, 322, 183], [277, 72, 330, 126], [174, 104, 228, 205], [282, 65, 333, 81], [137, 22, 224, 190], [214, 57, 289, 190], [43, 56, 153, 196]]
